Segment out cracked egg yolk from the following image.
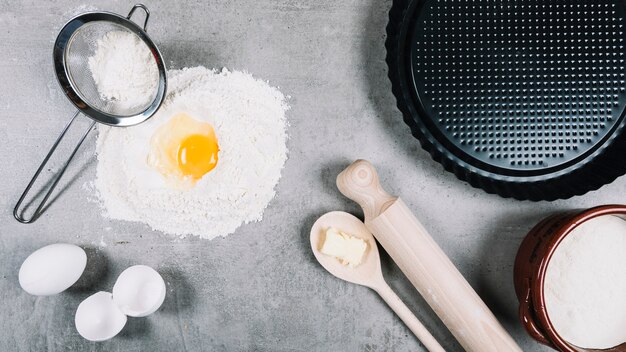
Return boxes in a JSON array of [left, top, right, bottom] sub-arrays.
[[147, 113, 219, 187]]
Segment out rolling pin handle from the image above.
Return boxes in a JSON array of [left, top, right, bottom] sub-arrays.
[[336, 160, 397, 221]]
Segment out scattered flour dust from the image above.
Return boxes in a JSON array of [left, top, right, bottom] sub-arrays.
[[94, 67, 289, 239]]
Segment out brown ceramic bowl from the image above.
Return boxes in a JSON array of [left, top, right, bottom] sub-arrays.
[[514, 205, 626, 352]]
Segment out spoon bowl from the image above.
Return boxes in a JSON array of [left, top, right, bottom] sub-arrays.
[[310, 211, 382, 286], [310, 211, 445, 352]]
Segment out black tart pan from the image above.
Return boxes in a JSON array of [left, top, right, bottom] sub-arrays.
[[386, 0, 626, 201]]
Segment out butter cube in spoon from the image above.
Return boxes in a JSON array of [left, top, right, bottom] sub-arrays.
[[320, 227, 368, 267]]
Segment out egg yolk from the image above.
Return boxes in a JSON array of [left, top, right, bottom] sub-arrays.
[[177, 133, 219, 180], [147, 112, 220, 188]]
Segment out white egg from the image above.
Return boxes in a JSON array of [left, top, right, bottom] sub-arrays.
[[112, 265, 166, 317], [19, 243, 87, 296], [75, 291, 127, 341]]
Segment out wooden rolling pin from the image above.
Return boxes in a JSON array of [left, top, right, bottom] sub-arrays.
[[337, 160, 521, 352]]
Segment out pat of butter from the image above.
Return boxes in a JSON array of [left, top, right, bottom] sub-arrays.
[[320, 227, 368, 268]]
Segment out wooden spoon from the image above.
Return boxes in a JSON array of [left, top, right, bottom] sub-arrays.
[[310, 211, 445, 352]]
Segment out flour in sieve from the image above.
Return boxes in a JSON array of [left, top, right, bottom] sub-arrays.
[[88, 30, 159, 111], [94, 67, 289, 238]]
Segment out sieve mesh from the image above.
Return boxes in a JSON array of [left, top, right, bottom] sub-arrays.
[[65, 21, 159, 117]]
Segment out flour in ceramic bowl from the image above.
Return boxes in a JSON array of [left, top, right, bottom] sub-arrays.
[[544, 215, 626, 349], [94, 67, 289, 238]]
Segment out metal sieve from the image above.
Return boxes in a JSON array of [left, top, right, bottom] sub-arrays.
[[14, 4, 167, 223]]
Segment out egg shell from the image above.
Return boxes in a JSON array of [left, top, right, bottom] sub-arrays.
[[19, 243, 87, 296], [112, 265, 166, 317], [75, 291, 127, 342]]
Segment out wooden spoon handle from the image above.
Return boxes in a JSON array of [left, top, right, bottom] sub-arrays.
[[373, 281, 445, 352], [337, 160, 522, 352]]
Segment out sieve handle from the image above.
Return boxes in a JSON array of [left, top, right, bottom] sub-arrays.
[[127, 4, 151, 32], [13, 111, 96, 224]]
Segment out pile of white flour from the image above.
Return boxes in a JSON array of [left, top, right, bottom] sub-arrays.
[[544, 215, 626, 349], [88, 30, 159, 112], [94, 67, 288, 239]]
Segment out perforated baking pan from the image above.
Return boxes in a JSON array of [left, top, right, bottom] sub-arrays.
[[386, 0, 626, 201]]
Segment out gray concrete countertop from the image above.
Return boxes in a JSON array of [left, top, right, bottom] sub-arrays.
[[1, 1, 624, 351]]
